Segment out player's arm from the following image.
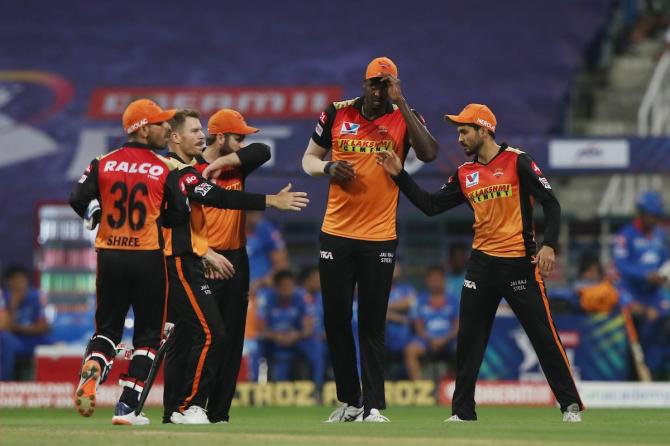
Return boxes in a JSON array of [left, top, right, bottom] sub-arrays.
[[172, 168, 308, 211], [69, 159, 100, 219], [383, 75, 437, 162], [517, 154, 560, 250], [517, 154, 561, 275], [202, 143, 271, 178], [377, 151, 466, 216], [302, 104, 356, 181]]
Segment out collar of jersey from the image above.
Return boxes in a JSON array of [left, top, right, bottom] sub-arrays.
[[124, 141, 156, 150], [353, 96, 394, 119], [472, 142, 508, 165]]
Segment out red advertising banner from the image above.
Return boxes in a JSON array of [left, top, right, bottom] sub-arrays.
[[88, 86, 343, 119], [438, 379, 556, 406]]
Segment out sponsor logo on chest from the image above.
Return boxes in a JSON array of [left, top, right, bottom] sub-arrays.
[[340, 121, 360, 135], [465, 172, 479, 188]]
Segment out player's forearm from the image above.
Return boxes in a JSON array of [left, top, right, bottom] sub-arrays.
[[396, 98, 437, 162], [302, 152, 329, 177], [540, 198, 561, 249]]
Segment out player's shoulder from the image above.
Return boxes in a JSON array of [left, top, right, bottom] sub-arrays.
[[96, 148, 123, 161], [155, 153, 190, 171], [456, 160, 476, 171], [333, 97, 359, 110], [504, 146, 525, 155]]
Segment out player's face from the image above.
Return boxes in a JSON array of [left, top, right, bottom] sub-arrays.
[[425, 271, 445, 294], [457, 125, 484, 156], [276, 277, 296, 299], [222, 133, 245, 154], [147, 121, 171, 148], [363, 78, 389, 112], [176, 116, 206, 156]]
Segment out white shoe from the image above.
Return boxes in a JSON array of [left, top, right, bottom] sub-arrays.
[[562, 403, 582, 422], [171, 405, 210, 424], [324, 404, 364, 423], [444, 414, 472, 422], [111, 402, 149, 425], [363, 408, 389, 422]]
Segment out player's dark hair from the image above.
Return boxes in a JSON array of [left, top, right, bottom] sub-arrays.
[[273, 269, 295, 285], [578, 252, 602, 277], [425, 265, 445, 276], [205, 135, 217, 146], [2, 264, 30, 283], [465, 123, 495, 139], [168, 109, 200, 133]]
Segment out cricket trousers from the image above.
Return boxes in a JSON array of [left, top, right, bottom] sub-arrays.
[[206, 247, 250, 423], [163, 254, 225, 420], [85, 249, 167, 407], [452, 249, 584, 420], [319, 232, 397, 413]]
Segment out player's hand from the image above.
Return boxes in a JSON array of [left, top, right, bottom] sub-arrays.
[[380, 75, 403, 103], [203, 249, 235, 280], [532, 245, 555, 277], [376, 151, 402, 176], [267, 183, 309, 211], [326, 160, 356, 182], [84, 199, 101, 230]]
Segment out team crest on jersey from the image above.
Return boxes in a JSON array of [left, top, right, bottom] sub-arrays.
[[340, 121, 360, 135], [465, 172, 480, 188], [377, 125, 388, 134], [493, 168, 504, 177], [194, 182, 213, 196]]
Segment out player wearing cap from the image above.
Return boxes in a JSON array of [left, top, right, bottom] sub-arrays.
[[300, 57, 438, 422], [377, 104, 584, 423], [159, 109, 306, 424], [69, 101, 308, 425], [193, 109, 270, 424]]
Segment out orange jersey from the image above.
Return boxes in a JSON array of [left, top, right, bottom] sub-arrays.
[[162, 154, 208, 257], [71, 143, 176, 250], [311, 97, 413, 241], [393, 145, 560, 258], [193, 158, 246, 251]]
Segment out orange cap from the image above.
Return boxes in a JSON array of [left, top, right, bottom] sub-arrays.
[[365, 57, 398, 79], [122, 99, 176, 134], [444, 103, 497, 133], [207, 109, 259, 135]]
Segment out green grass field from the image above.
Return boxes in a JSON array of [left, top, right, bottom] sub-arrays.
[[1, 407, 668, 446]]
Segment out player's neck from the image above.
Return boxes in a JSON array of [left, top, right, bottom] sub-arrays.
[[168, 144, 194, 164], [202, 145, 219, 164], [476, 141, 501, 164]]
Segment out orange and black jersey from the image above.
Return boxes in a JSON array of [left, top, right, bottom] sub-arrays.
[[161, 152, 267, 257], [393, 144, 560, 258], [193, 143, 271, 251], [311, 97, 424, 241], [69, 142, 266, 253]]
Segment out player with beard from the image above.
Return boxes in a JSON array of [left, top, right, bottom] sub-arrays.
[[193, 109, 270, 423], [376, 103, 583, 423], [161, 109, 307, 424]]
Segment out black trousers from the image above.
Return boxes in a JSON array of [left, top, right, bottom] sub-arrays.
[[87, 249, 166, 404], [163, 254, 224, 419], [452, 250, 584, 420], [206, 248, 250, 423], [319, 232, 397, 412]]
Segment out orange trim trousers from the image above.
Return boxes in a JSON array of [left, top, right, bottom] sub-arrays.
[[451, 250, 583, 420], [163, 254, 225, 418]]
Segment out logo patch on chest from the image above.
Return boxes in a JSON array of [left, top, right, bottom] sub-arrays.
[[465, 172, 480, 188], [468, 184, 513, 203], [340, 121, 360, 135]]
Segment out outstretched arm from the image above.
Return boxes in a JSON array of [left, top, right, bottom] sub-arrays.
[[376, 151, 465, 216]]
